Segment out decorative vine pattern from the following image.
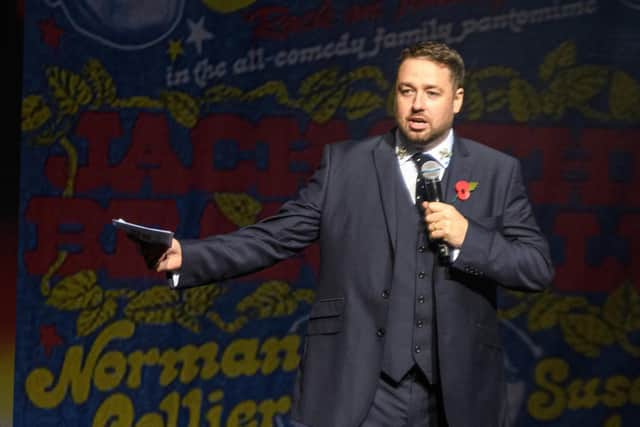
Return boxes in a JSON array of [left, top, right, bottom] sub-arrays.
[[20, 41, 640, 198], [499, 280, 640, 358], [44, 268, 314, 336]]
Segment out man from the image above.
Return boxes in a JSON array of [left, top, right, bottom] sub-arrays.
[[145, 41, 554, 426]]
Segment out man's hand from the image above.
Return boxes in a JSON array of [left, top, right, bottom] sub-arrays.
[[131, 237, 182, 272], [422, 201, 468, 248], [155, 238, 182, 272]]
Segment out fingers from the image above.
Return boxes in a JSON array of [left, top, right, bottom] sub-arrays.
[[155, 239, 182, 272], [422, 201, 468, 248]]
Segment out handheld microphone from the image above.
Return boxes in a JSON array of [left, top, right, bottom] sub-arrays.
[[420, 160, 450, 265]]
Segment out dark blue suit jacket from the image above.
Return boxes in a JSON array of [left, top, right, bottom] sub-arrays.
[[174, 130, 554, 427]]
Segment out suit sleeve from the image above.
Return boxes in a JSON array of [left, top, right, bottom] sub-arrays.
[[452, 159, 554, 292], [172, 145, 331, 288]]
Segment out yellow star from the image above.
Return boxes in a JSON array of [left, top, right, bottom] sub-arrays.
[[167, 39, 184, 62]]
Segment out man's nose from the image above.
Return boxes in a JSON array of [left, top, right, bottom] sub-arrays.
[[412, 92, 426, 110]]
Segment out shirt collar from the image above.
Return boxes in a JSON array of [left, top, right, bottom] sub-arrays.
[[395, 128, 454, 169]]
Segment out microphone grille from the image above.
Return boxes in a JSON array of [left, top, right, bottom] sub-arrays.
[[420, 160, 442, 181]]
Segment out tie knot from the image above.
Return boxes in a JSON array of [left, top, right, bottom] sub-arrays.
[[411, 152, 433, 168]]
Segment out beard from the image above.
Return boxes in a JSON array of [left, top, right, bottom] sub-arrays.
[[397, 118, 452, 149]]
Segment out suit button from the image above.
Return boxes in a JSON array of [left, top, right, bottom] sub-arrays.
[[417, 295, 425, 304], [418, 246, 426, 253], [416, 320, 424, 328], [381, 289, 390, 299], [376, 328, 385, 337], [414, 345, 421, 353], [418, 272, 425, 279]]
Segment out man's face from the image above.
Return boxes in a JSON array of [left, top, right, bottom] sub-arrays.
[[394, 57, 464, 148]]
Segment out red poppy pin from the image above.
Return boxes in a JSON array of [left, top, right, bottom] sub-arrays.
[[455, 180, 478, 201]]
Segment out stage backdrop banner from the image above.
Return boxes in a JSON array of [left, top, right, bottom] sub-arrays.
[[17, 1, 639, 426]]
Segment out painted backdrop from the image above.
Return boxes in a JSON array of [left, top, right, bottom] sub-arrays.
[[17, 0, 640, 426]]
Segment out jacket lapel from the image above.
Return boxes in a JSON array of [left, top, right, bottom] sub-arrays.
[[373, 132, 399, 254], [443, 136, 472, 204]]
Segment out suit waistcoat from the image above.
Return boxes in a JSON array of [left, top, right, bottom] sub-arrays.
[[381, 169, 438, 384]]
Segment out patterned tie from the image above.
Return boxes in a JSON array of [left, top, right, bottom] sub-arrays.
[[412, 152, 451, 264], [411, 152, 432, 208]]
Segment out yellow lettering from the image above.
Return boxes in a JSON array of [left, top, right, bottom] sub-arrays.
[[567, 378, 599, 409], [158, 342, 220, 385], [135, 413, 165, 427], [26, 320, 135, 408], [222, 339, 261, 378], [528, 358, 568, 421], [259, 336, 300, 375], [182, 388, 202, 427], [257, 396, 291, 427], [94, 351, 127, 391], [159, 391, 180, 427], [227, 400, 257, 427], [158, 350, 180, 386], [601, 376, 630, 407], [92, 393, 134, 427], [206, 390, 224, 427], [126, 348, 160, 388]]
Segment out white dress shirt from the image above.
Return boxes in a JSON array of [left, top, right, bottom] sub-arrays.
[[395, 128, 460, 262]]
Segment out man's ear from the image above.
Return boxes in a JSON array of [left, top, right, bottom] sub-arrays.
[[453, 87, 464, 114]]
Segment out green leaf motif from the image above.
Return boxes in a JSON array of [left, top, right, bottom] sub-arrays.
[[160, 91, 200, 128], [485, 89, 507, 113], [47, 270, 101, 310], [22, 95, 51, 132], [47, 66, 92, 115], [508, 78, 541, 122], [77, 298, 117, 336], [242, 80, 293, 106], [465, 83, 484, 120], [564, 65, 608, 106], [183, 284, 223, 316], [214, 192, 262, 227], [603, 281, 640, 332], [560, 313, 614, 358], [528, 292, 588, 332], [309, 85, 347, 124], [299, 68, 339, 95], [83, 58, 117, 108], [124, 286, 179, 324], [342, 90, 383, 120], [175, 307, 200, 333], [204, 84, 243, 103], [293, 289, 315, 304], [539, 41, 576, 82], [609, 71, 640, 121], [237, 280, 298, 318]]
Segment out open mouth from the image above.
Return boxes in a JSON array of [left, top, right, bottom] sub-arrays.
[[407, 117, 429, 131]]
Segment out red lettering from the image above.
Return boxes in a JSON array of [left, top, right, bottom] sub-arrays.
[[24, 197, 179, 278], [245, 0, 334, 40], [579, 129, 640, 206], [45, 111, 124, 191], [457, 124, 640, 208], [46, 112, 185, 194], [552, 213, 627, 291], [47, 112, 351, 198], [345, 1, 382, 24]]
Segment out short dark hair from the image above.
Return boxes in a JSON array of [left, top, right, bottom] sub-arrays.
[[399, 41, 465, 89]]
